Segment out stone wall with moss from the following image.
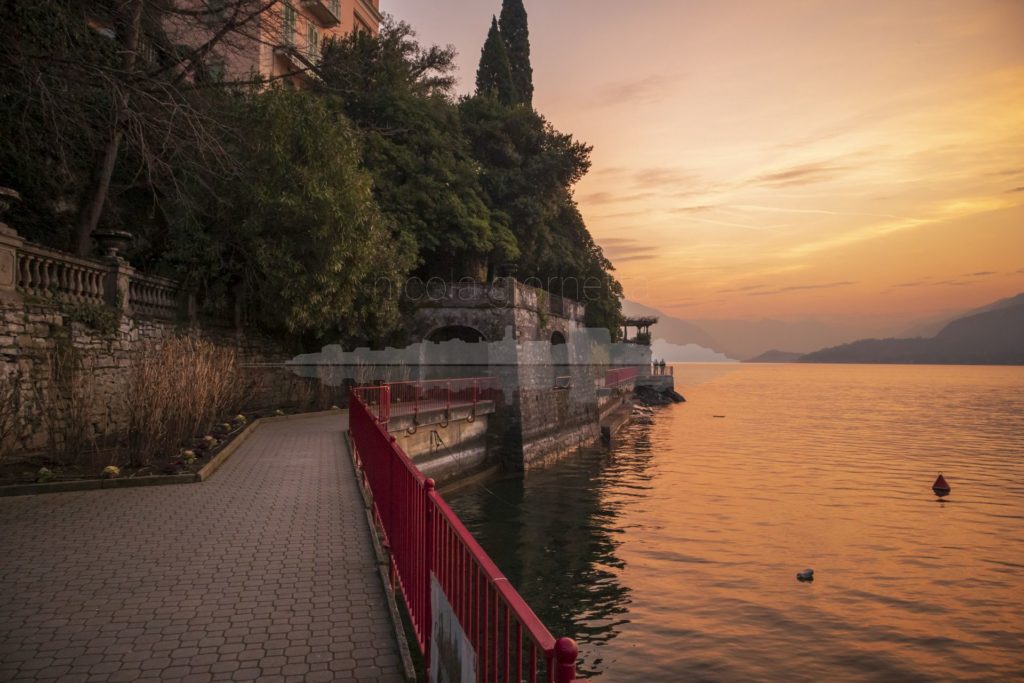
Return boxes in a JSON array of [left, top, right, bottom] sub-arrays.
[[0, 300, 294, 458]]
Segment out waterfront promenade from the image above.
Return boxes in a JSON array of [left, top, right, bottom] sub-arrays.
[[0, 414, 405, 682]]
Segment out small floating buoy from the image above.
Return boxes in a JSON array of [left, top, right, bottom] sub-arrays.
[[796, 569, 814, 582], [932, 473, 951, 496]]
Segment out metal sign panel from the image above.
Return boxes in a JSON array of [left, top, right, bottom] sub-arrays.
[[430, 573, 477, 683]]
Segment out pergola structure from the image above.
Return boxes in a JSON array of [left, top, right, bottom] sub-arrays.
[[623, 316, 658, 344]]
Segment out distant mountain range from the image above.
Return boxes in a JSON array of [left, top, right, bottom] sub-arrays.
[[799, 300, 1024, 365], [621, 300, 864, 360], [745, 350, 804, 363], [624, 293, 1024, 365], [896, 293, 1024, 338]]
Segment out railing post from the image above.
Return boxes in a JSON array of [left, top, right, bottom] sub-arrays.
[[381, 384, 391, 426], [423, 478, 435, 675], [446, 380, 452, 420], [554, 637, 579, 682]]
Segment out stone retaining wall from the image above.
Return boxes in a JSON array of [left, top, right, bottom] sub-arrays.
[[0, 300, 293, 456], [0, 223, 300, 458]]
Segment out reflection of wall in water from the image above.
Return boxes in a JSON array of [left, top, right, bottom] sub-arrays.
[[447, 435, 659, 675]]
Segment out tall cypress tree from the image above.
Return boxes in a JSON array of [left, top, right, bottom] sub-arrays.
[[476, 16, 517, 105], [499, 0, 533, 106]]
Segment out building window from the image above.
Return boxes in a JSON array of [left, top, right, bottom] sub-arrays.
[[206, 60, 226, 82], [283, 4, 295, 46], [307, 22, 319, 58], [330, 0, 340, 18]]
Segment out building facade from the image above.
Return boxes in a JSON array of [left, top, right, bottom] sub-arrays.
[[165, 0, 382, 86], [259, 0, 382, 85]]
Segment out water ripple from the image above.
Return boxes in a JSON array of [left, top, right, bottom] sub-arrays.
[[449, 364, 1024, 680]]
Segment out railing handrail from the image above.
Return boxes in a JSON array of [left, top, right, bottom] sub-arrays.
[[348, 383, 580, 681], [428, 489, 557, 652], [605, 366, 639, 387], [129, 270, 180, 289], [18, 241, 110, 273], [356, 376, 499, 427]]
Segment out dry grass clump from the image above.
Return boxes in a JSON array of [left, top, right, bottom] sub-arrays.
[[125, 337, 244, 468]]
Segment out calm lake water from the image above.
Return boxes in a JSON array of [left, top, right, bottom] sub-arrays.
[[446, 364, 1024, 681]]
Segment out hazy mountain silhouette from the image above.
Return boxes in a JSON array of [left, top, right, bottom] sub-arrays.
[[897, 292, 1024, 338], [800, 299, 1024, 365], [688, 317, 865, 359], [622, 300, 893, 360], [745, 350, 804, 363], [621, 300, 726, 353]]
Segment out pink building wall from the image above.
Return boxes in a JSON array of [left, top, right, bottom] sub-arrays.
[[164, 1, 382, 87]]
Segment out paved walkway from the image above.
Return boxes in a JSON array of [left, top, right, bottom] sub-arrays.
[[0, 414, 405, 683]]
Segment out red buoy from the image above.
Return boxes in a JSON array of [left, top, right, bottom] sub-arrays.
[[932, 473, 951, 495]]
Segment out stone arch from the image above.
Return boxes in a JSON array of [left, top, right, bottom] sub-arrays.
[[426, 325, 488, 344]]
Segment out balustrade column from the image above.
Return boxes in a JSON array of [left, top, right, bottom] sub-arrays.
[[103, 257, 135, 315], [0, 223, 24, 305]]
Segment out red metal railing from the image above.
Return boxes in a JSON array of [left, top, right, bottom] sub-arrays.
[[360, 377, 500, 426], [604, 366, 639, 387], [348, 388, 581, 682]]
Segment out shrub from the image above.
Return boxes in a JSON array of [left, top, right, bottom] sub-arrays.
[[125, 337, 245, 468]]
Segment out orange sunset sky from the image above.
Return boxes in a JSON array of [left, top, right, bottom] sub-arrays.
[[388, 0, 1024, 330]]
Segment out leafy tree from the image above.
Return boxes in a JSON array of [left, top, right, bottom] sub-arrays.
[[164, 89, 414, 344], [499, 0, 534, 106], [319, 21, 517, 280], [460, 92, 623, 338], [476, 16, 517, 106], [460, 97, 588, 270]]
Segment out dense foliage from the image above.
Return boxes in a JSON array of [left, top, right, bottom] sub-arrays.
[[0, 2, 623, 343], [163, 90, 413, 343], [318, 23, 517, 280]]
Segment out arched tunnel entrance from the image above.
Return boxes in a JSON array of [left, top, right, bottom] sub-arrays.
[[427, 325, 487, 343]]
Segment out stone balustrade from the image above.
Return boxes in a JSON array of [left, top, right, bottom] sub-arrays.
[[0, 225, 187, 321], [15, 242, 108, 306], [128, 272, 181, 319], [409, 278, 585, 321]]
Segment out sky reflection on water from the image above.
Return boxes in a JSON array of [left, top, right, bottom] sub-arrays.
[[447, 364, 1024, 680]]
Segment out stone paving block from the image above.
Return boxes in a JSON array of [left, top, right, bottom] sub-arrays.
[[0, 415, 404, 682]]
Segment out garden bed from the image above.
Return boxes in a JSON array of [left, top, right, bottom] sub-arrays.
[[0, 409, 277, 496]]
